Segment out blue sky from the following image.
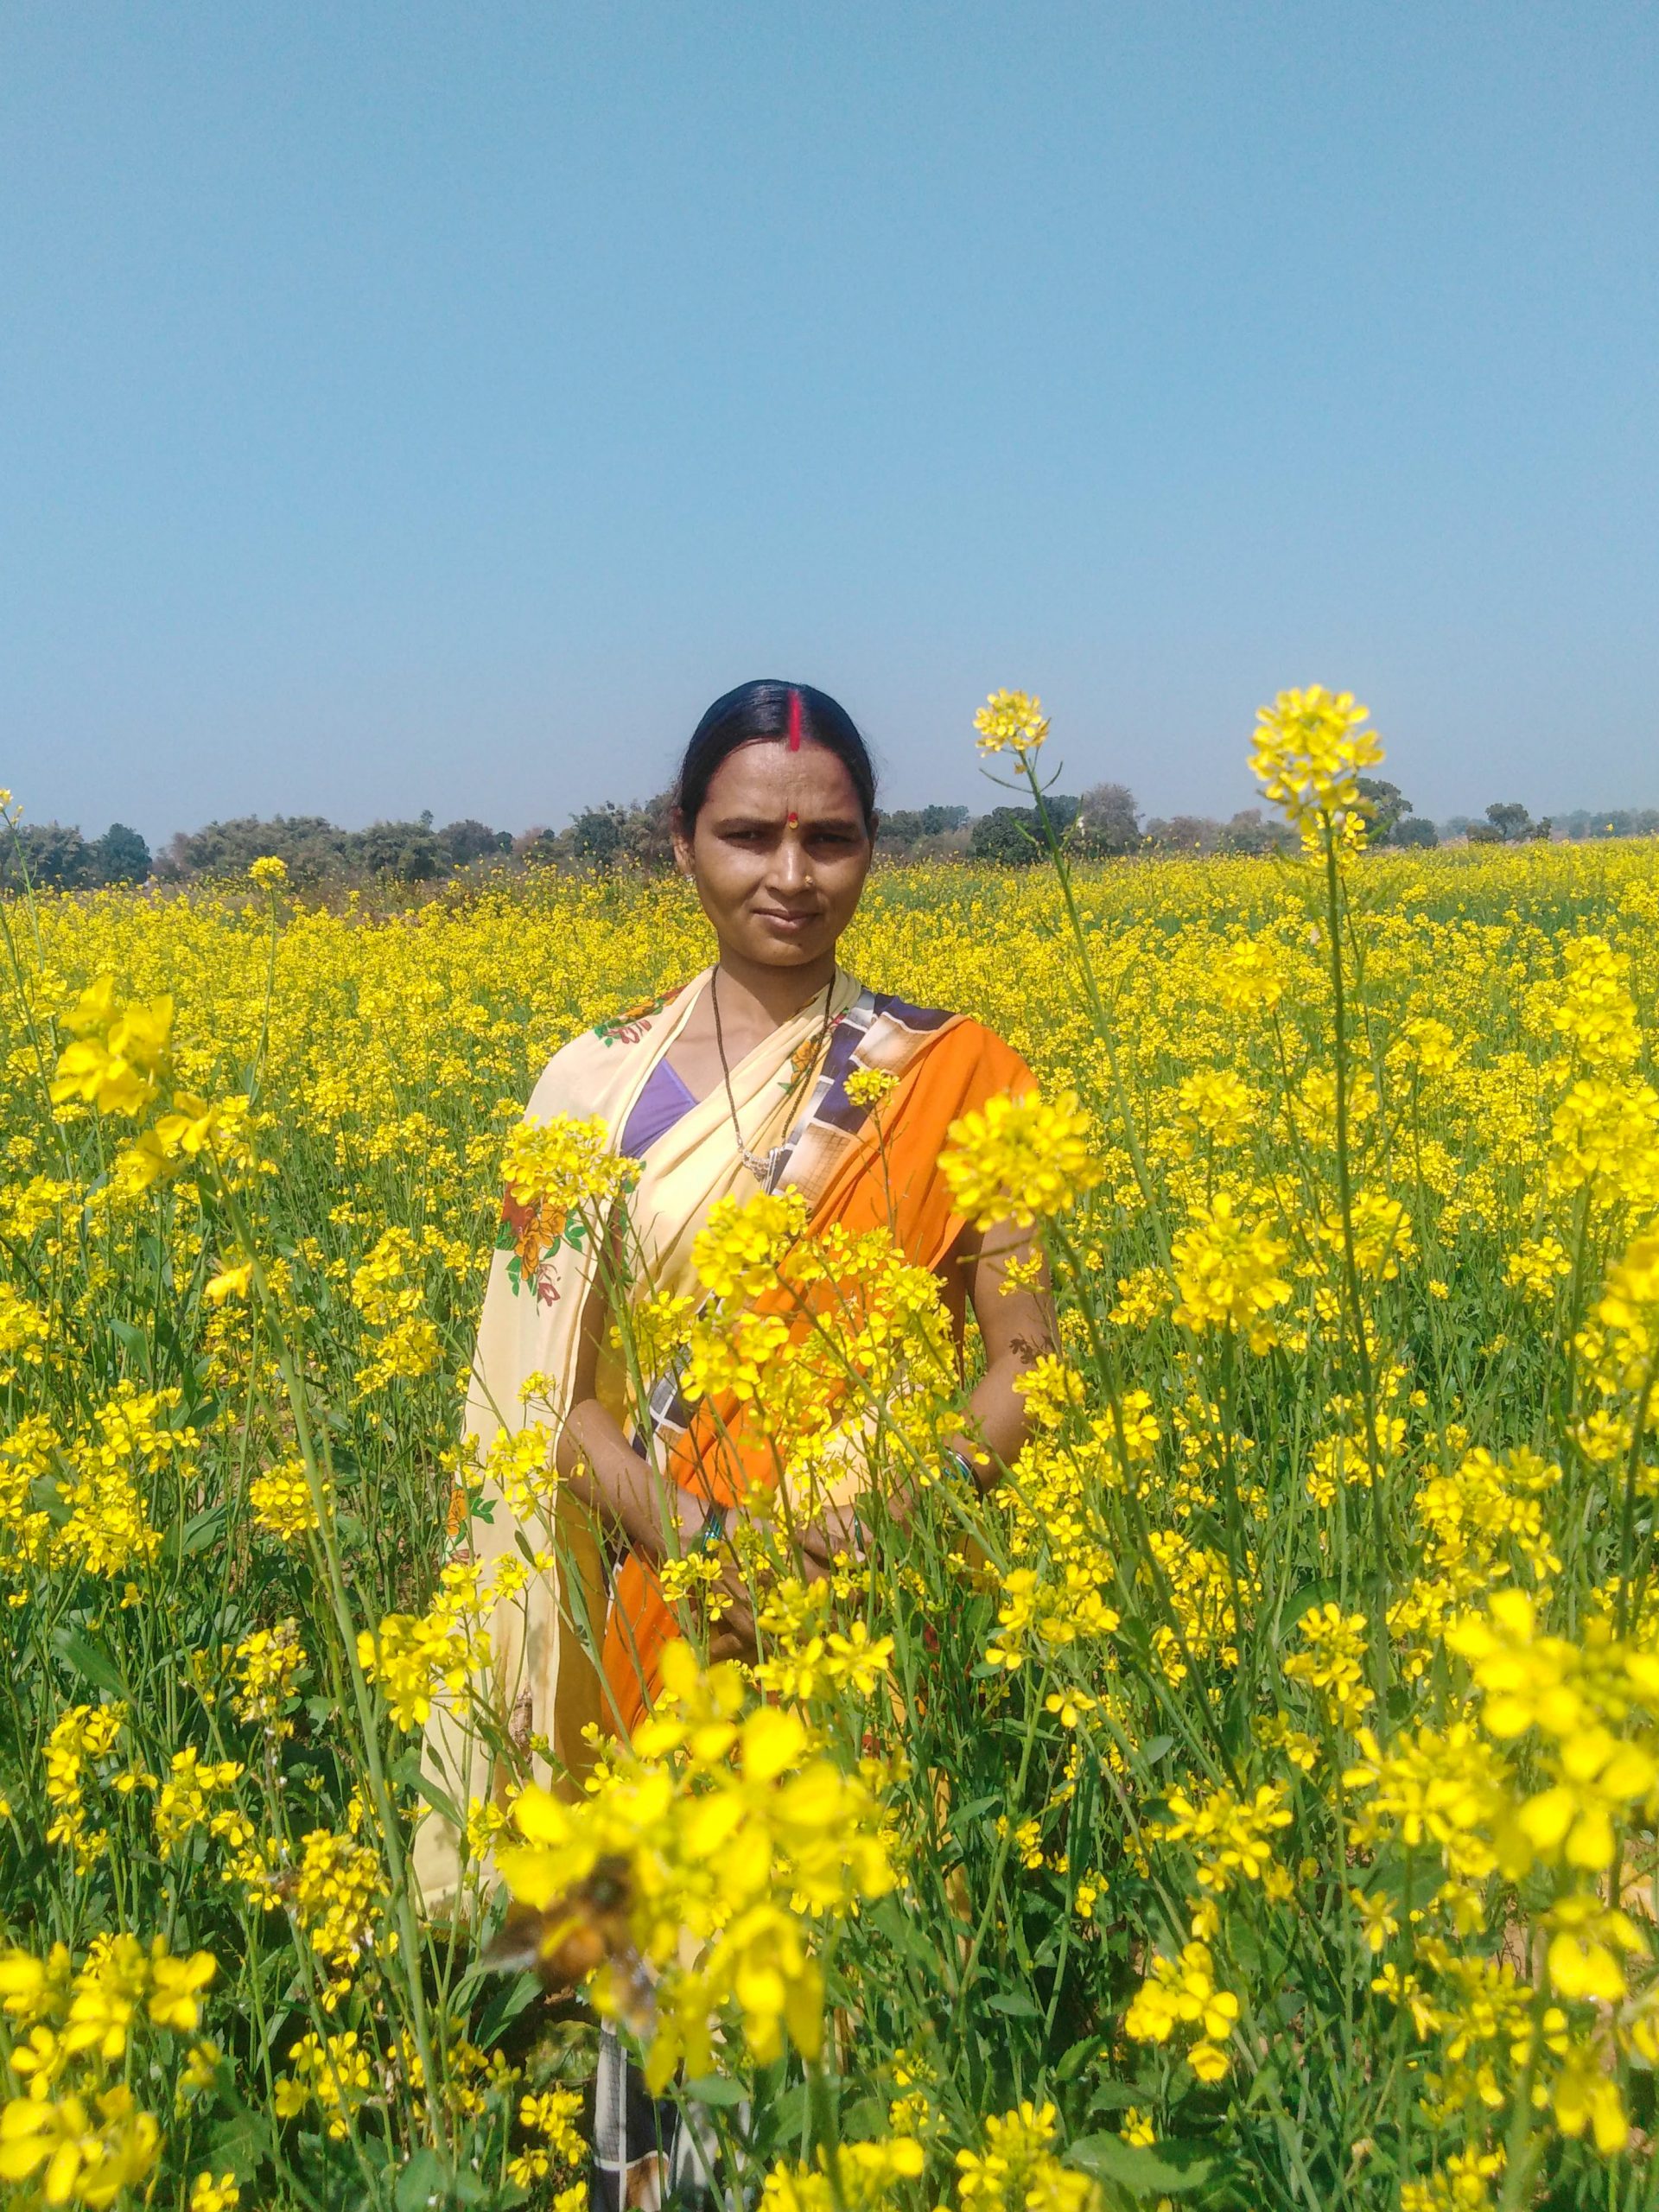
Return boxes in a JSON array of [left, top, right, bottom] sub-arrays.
[[4, 3, 1657, 844]]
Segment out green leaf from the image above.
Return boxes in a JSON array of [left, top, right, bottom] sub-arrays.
[[389, 1750, 465, 1830], [769, 2081, 810, 2144], [110, 1315, 150, 1371], [183, 1503, 228, 1555], [868, 1897, 942, 1973], [1083, 2082, 1141, 2114], [205, 2112, 265, 2181], [1278, 1578, 1338, 1637], [683, 2073, 747, 2107], [475, 1971, 543, 2046], [50, 1626, 126, 1698], [1057, 2033, 1106, 2082], [840, 2094, 888, 2140], [395, 2149, 445, 2210], [984, 1989, 1043, 2018], [1068, 2134, 1217, 2196], [954, 1794, 1000, 1823]]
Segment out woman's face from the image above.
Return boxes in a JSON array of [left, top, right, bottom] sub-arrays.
[[674, 740, 874, 972]]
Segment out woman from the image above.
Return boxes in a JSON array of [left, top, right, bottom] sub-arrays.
[[416, 681, 1052, 1911]]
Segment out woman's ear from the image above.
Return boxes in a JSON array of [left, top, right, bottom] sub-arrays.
[[671, 809, 696, 876]]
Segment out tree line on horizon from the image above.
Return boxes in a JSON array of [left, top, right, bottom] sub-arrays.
[[6, 782, 1659, 891]]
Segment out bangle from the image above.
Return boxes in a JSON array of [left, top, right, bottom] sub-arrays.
[[944, 1447, 981, 1493], [688, 1502, 728, 1555]]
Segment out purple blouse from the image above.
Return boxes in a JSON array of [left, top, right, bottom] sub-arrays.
[[619, 1058, 698, 1158]]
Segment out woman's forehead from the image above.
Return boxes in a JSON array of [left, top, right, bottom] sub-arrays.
[[702, 738, 862, 817]]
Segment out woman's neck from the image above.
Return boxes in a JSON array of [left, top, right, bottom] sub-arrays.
[[712, 950, 837, 1035]]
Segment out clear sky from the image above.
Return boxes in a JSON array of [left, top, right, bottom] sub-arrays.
[[4, 3, 1657, 846]]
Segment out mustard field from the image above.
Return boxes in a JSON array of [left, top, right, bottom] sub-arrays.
[[6, 696, 1659, 2212]]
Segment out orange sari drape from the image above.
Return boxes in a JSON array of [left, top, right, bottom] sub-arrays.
[[601, 1015, 1032, 1736]]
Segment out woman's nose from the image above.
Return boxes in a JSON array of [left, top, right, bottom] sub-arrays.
[[769, 836, 810, 891]]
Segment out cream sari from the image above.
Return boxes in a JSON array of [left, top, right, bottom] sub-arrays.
[[414, 964, 1028, 1914], [414, 968, 861, 1910]]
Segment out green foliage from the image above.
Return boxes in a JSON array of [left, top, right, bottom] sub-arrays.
[[972, 798, 1081, 863], [1484, 800, 1533, 842], [1073, 784, 1141, 857]]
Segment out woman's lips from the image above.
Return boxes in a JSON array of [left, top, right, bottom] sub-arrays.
[[757, 909, 817, 930]]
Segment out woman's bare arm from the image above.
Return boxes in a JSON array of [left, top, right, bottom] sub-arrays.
[[798, 1216, 1057, 1571], [555, 1273, 755, 1645], [944, 1215, 1058, 1488]]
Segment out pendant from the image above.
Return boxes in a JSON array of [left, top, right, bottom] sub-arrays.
[[740, 1146, 772, 1181]]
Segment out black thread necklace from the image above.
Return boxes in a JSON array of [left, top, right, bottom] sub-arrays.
[[709, 967, 836, 1183]]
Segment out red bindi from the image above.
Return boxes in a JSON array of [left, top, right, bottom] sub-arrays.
[[786, 810, 798, 828], [787, 689, 803, 751]]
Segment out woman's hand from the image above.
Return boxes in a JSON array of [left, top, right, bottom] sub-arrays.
[[705, 1514, 757, 1662], [795, 1479, 920, 1577]]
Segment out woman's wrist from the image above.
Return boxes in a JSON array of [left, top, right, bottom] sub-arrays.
[[675, 1495, 729, 1556], [944, 1439, 993, 1494]]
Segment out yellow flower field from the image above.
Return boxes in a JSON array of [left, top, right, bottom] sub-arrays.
[[5, 695, 1659, 2211]]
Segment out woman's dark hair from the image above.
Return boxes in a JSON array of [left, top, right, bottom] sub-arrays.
[[676, 680, 877, 833]]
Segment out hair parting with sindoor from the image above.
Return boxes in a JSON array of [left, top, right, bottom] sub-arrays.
[[675, 680, 878, 832]]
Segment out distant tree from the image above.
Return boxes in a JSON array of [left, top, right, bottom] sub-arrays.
[[1144, 814, 1223, 854], [1466, 822, 1502, 844], [1357, 777, 1414, 842], [93, 823, 150, 884], [876, 805, 972, 852], [353, 819, 443, 881], [1391, 816, 1440, 849], [164, 816, 350, 884], [1218, 808, 1295, 857], [437, 819, 512, 869], [570, 804, 627, 868], [1484, 802, 1533, 842], [516, 827, 566, 868], [969, 798, 1079, 864], [1, 822, 98, 890], [876, 808, 933, 848], [1532, 817, 1555, 842], [1073, 782, 1141, 856], [969, 807, 1043, 864], [621, 792, 677, 872]]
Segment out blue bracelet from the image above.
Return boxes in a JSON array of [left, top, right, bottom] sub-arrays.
[[944, 1448, 981, 1492], [689, 1502, 728, 1554]]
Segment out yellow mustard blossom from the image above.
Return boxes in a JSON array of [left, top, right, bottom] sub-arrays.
[[1171, 1192, 1291, 1351], [248, 1456, 321, 1541], [1249, 685, 1383, 849], [939, 1088, 1103, 1229], [497, 1643, 894, 2089], [229, 1620, 306, 1735], [190, 2171, 242, 2211], [1285, 1603, 1374, 1727], [1124, 1939, 1241, 2082], [954, 2101, 1097, 2212], [973, 690, 1050, 757], [357, 1557, 494, 1729], [760, 2135, 925, 2212], [500, 1111, 636, 1216]]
